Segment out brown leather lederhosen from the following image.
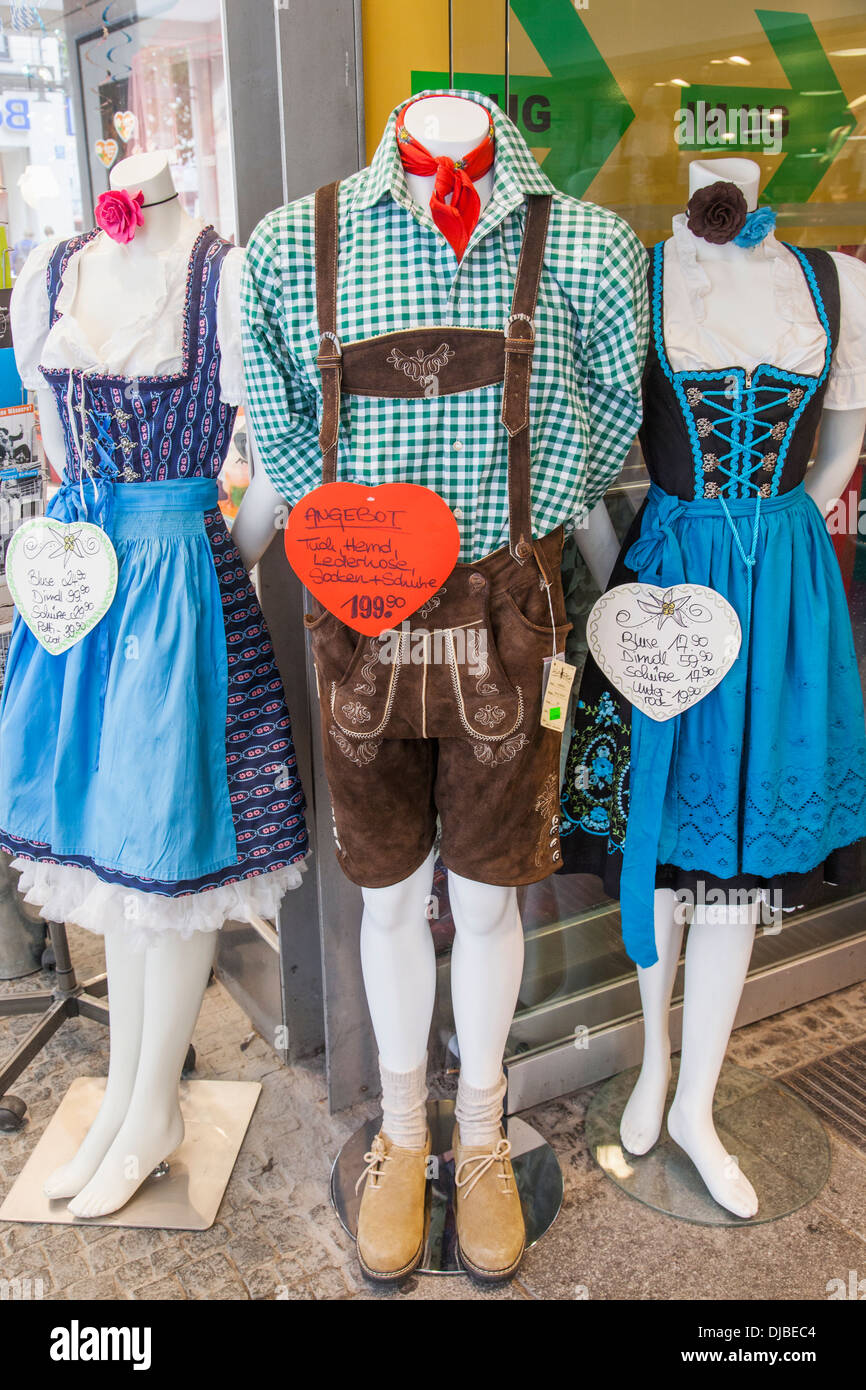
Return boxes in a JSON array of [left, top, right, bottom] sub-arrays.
[[304, 181, 572, 888]]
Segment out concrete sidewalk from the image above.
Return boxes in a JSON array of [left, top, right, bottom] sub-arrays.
[[1, 925, 865, 1301]]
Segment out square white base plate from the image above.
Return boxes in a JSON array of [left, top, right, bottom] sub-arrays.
[[0, 1077, 261, 1230]]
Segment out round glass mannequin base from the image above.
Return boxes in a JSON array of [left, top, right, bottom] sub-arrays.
[[330, 1098, 563, 1275], [585, 1060, 830, 1226]]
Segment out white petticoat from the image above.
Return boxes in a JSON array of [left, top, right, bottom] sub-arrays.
[[12, 857, 306, 951]]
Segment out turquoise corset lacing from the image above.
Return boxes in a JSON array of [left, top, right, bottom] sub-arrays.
[[648, 239, 833, 645]]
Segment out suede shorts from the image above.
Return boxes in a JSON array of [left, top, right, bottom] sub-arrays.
[[304, 528, 571, 888]]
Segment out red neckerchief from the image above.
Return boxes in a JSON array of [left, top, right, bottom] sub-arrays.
[[396, 100, 495, 260]]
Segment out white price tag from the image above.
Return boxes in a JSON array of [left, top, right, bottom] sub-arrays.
[[587, 582, 742, 722], [540, 654, 577, 731], [5, 518, 118, 655]]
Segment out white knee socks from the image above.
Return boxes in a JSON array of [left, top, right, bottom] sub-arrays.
[[455, 1072, 507, 1147], [379, 1060, 507, 1149], [379, 1056, 429, 1150]]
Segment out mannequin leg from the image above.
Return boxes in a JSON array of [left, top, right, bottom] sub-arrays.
[[449, 874, 524, 1092], [43, 928, 146, 1199], [448, 873, 527, 1282], [359, 849, 437, 1074], [667, 903, 759, 1218], [354, 853, 437, 1281], [620, 889, 685, 1155], [68, 928, 216, 1218]]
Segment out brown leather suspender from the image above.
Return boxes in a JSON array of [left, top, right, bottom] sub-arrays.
[[502, 193, 551, 562], [313, 180, 552, 565], [315, 180, 342, 487]]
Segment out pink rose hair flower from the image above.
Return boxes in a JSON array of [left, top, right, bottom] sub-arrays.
[[95, 188, 145, 244]]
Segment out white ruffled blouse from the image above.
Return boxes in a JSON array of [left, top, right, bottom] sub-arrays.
[[663, 215, 866, 409], [10, 219, 246, 406]]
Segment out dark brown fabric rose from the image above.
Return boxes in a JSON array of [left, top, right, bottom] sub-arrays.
[[686, 181, 748, 244]]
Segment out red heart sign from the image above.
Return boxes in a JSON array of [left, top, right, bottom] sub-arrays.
[[285, 482, 460, 636]]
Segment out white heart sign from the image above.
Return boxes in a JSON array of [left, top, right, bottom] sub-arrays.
[[587, 583, 742, 723], [95, 138, 118, 168], [5, 519, 118, 655], [113, 110, 137, 144]]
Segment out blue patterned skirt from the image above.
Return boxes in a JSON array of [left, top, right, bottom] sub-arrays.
[[0, 478, 308, 935], [560, 483, 866, 966]]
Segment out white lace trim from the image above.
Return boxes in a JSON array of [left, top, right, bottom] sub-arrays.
[[11, 857, 305, 951]]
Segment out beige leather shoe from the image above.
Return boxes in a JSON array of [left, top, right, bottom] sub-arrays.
[[354, 1129, 431, 1281], [453, 1123, 526, 1283]]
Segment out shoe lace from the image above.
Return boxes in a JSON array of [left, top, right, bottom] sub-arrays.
[[454, 1137, 513, 1199], [355, 1133, 391, 1195]]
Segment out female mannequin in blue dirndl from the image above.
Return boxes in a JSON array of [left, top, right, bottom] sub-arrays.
[[560, 162, 866, 1216], [0, 162, 308, 1217]]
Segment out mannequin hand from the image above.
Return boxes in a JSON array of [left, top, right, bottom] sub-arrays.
[[230, 419, 292, 571], [232, 465, 290, 571]]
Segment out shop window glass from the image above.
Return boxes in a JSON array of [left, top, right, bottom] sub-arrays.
[[361, 0, 866, 1065]]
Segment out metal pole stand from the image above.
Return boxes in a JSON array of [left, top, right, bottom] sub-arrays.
[[0, 920, 109, 1131], [0, 850, 47, 980]]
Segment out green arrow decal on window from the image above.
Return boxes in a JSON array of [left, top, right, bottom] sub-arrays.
[[683, 10, 855, 204], [413, 0, 634, 197], [413, 5, 853, 208]]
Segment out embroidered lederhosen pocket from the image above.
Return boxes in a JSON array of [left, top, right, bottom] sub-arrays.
[[439, 608, 525, 744], [328, 627, 404, 739], [327, 594, 525, 744]]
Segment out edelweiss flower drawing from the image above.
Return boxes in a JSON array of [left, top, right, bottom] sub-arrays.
[[637, 588, 692, 629], [44, 525, 92, 569]]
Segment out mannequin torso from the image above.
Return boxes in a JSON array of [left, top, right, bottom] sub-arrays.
[[30, 151, 246, 484]]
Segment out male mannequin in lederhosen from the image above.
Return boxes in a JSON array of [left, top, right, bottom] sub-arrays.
[[239, 91, 645, 1282]]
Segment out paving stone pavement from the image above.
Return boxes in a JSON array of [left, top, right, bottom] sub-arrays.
[[1, 926, 865, 1301]]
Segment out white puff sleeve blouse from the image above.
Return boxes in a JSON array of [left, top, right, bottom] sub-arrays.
[[10, 225, 246, 407]]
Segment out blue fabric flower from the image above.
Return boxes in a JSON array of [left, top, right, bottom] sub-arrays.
[[734, 206, 777, 248]]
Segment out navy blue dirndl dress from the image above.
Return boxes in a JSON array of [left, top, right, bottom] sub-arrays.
[[0, 227, 308, 942]]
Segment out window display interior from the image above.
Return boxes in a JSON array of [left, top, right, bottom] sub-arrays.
[[0, 0, 864, 1307]]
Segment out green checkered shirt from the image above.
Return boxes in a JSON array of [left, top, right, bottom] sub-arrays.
[[242, 89, 649, 562]]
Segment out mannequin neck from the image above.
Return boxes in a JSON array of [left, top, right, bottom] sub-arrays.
[[401, 95, 495, 214], [685, 228, 756, 265], [108, 166, 191, 257], [686, 157, 761, 264]]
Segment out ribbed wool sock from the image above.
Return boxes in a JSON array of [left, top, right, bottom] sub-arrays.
[[455, 1072, 507, 1147], [379, 1055, 429, 1151]]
